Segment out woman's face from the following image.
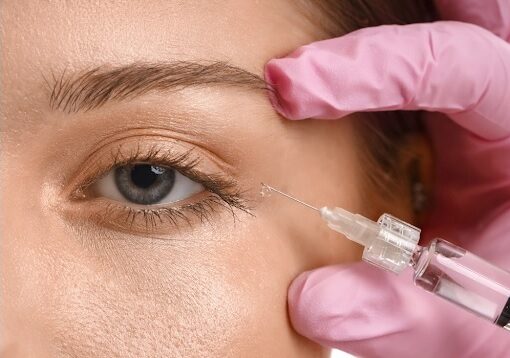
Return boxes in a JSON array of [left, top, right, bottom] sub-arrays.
[[1, 1, 404, 356]]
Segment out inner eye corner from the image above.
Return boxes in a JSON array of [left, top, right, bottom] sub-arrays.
[[67, 178, 94, 201]]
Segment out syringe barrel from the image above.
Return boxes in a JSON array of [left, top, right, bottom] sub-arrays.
[[413, 239, 510, 329]]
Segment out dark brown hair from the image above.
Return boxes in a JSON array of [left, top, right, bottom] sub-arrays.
[[299, 0, 438, 203]]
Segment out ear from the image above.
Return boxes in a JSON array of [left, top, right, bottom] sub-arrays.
[[397, 133, 434, 225]]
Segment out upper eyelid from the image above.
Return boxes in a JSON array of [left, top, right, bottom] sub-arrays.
[[84, 128, 237, 175], [66, 136, 208, 185]]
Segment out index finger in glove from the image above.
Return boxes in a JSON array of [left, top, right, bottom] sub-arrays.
[[265, 21, 510, 139]]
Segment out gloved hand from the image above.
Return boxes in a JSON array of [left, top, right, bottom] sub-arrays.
[[265, 1, 510, 357]]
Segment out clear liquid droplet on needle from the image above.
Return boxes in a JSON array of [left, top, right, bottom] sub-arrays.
[[260, 183, 273, 197], [259, 183, 319, 211]]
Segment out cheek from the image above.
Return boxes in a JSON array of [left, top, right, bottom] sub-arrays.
[[48, 242, 243, 357], [10, 221, 324, 357]]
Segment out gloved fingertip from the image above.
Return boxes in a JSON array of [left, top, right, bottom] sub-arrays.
[[287, 270, 327, 341], [264, 59, 300, 120], [287, 270, 310, 311], [287, 263, 416, 349], [287, 265, 362, 344]]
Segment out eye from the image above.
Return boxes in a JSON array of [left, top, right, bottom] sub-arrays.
[[93, 163, 204, 205]]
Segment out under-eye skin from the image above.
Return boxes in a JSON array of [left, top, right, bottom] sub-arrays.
[[67, 143, 252, 233]]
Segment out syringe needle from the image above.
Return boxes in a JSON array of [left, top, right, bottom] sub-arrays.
[[260, 183, 320, 212]]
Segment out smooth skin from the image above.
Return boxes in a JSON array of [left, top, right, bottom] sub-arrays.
[[0, 1, 426, 357]]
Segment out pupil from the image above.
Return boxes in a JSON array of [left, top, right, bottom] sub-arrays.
[[130, 164, 165, 189], [114, 163, 175, 205]]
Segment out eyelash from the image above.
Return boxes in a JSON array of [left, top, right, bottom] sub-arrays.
[[74, 144, 252, 231]]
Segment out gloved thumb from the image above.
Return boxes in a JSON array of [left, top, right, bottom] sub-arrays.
[[288, 262, 504, 357]]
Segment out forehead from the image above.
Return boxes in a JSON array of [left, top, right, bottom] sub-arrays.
[[1, 1, 318, 133], [2, 1, 317, 78]]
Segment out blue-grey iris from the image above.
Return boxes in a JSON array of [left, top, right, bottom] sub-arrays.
[[114, 164, 175, 205]]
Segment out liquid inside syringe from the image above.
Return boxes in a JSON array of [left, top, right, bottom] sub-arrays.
[[260, 183, 510, 331]]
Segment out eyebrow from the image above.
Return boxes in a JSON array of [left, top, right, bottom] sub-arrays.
[[46, 61, 268, 113]]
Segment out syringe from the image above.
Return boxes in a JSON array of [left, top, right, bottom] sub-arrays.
[[261, 183, 510, 331]]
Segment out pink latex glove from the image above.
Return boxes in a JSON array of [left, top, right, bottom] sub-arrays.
[[265, 1, 510, 357]]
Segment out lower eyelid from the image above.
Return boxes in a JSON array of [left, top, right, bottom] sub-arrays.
[[61, 191, 243, 236]]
